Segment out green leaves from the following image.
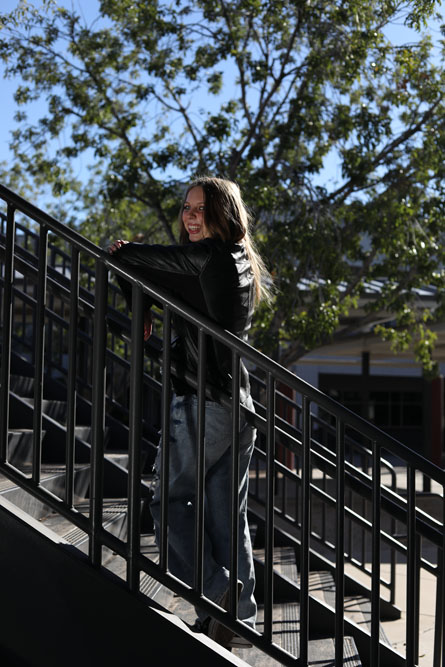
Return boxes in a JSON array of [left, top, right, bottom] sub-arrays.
[[1, 0, 444, 370]]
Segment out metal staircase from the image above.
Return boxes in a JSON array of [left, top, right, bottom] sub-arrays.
[[0, 183, 444, 666]]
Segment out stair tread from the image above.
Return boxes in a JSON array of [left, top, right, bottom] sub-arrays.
[[8, 429, 34, 434], [0, 463, 89, 492], [39, 498, 131, 549], [8, 430, 45, 465], [253, 545, 298, 581], [344, 595, 393, 645], [308, 570, 336, 606]]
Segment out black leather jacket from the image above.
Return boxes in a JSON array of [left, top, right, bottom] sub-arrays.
[[114, 238, 255, 401]]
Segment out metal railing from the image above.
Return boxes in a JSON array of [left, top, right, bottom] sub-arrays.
[[0, 209, 402, 612], [1, 183, 444, 666], [248, 378, 399, 606]]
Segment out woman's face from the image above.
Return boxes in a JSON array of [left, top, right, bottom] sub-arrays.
[[182, 186, 210, 242]]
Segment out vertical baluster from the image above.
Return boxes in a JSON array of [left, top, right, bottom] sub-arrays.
[[127, 284, 144, 592], [282, 469, 288, 517], [47, 247, 54, 378], [433, 554, 443, 667], [347, 486, 353, 559], [89, 260, 108, 567], [300, 395, 311, 665], [194, 328, 206, 595], [371, 440, 381, 666], [440, 488, 445, 667], [159, 306, 171, 573], [294, 471, 299, 529], [389, 471, 397, 606], [406, 466, 417, 665], [361, 467, 366, 568], [0, 203, 15, 463], [65, 246, 80, 506], [263, 372, 275, 644], [254, 455, 259, 498], [335, 419, 345, 664], [32, 225, 48, 485], [415, 534, 421, 662], [229, 350, 240, 617], [22, 265, 27, 348], [322, 470, 326, 541]]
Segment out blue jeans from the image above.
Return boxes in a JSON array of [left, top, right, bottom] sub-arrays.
[[150, 393, 257, 628]]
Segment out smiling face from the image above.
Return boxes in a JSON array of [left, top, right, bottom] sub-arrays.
[[182, 186, 209, 242]]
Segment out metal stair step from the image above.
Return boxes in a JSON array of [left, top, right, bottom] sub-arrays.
[[256, 602, 300, 656], [15, 401, 107, 444], [105, 451, 130, 469], [307, 636, 362, 666], [7, 429, 42, 466], [253, 545, 298, 582], [308, 570, 336, 606], [74, 426, 92, 442], [309, 571, 392, 646], [9, 374, 35, 397], [344, 595, 392, 646], [0, 463, 91, 518], [138, 535, 178, 609], [22, 398, 69, 424]]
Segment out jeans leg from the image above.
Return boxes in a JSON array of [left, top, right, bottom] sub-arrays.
[[150, 393, 257, 627], [150, 395, 229, 600], [204, 398, 257, 627]]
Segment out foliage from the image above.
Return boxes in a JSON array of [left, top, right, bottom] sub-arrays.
[[1, 0, 445, 370]]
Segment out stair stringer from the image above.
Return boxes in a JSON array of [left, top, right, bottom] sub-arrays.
[[0, 494, 248, 667]]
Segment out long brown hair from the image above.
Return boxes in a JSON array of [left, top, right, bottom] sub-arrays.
[[179, 176, 271, 305]]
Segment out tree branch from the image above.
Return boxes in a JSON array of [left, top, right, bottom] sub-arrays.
[[329, 96, 443, 204]]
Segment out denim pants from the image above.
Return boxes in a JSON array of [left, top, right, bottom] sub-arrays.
[[150, 392, 257, 628]]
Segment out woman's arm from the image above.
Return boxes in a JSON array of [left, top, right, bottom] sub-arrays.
[[109, 240, 153, 340], [109, 239, 211, 338]]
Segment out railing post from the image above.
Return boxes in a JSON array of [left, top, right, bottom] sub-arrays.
[[263, 373, 276, 644], [300, 394, 311, 665], [371, 440, 381, 666], [194, 328, 206, 595], [0, 203, 15, 463], [437, 485, 445, 665], [65, 245, 80, 506], [159, 306, 172, 573], [433, 557, 443, 666], [335, 418, 345, 664], [229, 350, 241, 617], [127, 283, 144, 592], [89, 260, 108, 567], [32, 225, 48, 484], [433, 488, 445, 667], [406, 466, 417, 665]]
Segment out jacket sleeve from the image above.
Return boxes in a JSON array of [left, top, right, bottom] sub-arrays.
[[112, 241, 211, 308], [114, 241, 210, 276]]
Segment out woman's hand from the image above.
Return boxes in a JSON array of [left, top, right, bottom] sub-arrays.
[[108, 239, 128, 254], [144, 311, 153, 341]]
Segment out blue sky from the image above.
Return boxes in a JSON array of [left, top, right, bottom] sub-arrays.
[[0, 0, 443, 198], [0, 0, 101, 172]]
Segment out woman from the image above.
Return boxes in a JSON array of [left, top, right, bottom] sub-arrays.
[[109, 176, 271, 648]]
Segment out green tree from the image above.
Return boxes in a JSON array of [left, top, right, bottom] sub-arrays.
[[1, 0, 445, 371]]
